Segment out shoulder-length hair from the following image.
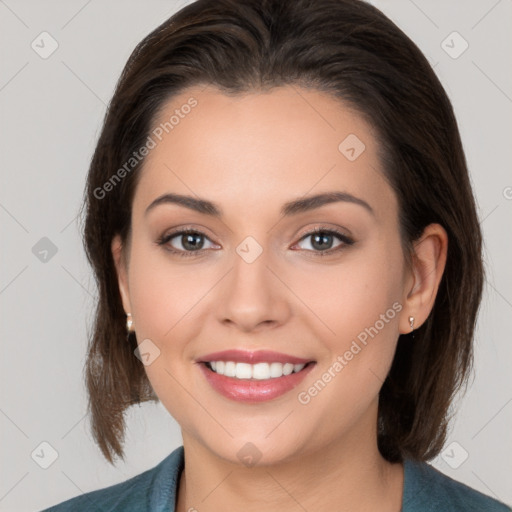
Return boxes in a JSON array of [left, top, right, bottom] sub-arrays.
[[81, 0, 483, 464]]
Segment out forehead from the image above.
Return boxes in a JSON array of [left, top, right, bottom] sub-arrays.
[[132, 85, 396, 222]]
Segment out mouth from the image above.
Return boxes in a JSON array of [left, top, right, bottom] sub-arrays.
[[197, 350, 316, 402], [204, 360, 312, 379]]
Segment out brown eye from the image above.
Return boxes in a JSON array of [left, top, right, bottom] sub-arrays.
[[176, 232, 205, 251], [295, 228, 354, 254], [157, 229, 218, 257]]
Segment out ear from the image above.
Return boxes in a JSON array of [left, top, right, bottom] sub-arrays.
[[400, 223, 448, 334], [111, 234, 132, 314]]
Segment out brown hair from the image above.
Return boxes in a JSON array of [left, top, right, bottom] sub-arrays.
[[81, 0, 483, 464]]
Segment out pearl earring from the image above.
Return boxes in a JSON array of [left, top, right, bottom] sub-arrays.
[[126, 313, 134, 333], [408, 316, 415, 332]]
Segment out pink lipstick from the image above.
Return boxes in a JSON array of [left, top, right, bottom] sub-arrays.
[[197, 350, 316, 403]]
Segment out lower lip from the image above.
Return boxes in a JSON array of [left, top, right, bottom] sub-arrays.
[[199, 362, 316, 403]]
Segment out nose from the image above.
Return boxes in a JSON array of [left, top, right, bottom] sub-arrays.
[[216, 244, 292, 333]]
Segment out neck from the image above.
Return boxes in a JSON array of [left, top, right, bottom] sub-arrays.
[[176, 406, 404, 512]]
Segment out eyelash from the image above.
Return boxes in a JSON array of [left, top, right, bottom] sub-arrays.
[[156, 226, 355, 258]]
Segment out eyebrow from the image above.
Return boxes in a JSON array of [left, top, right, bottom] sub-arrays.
[[145, 191, 374, 218]]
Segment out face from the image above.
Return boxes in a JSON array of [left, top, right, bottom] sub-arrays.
[[113, 85, 416, 466]]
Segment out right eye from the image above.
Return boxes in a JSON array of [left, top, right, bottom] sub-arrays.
[[157, 229, 219, 257]]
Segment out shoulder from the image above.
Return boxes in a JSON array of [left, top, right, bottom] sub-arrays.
[[402, 458, 511, 512], [40, 446, 184, 512]]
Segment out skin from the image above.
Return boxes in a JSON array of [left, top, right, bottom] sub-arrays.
[[112, 85, 448, 512]]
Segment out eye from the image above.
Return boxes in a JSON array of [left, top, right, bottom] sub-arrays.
[[156, 226, 354, 258], [294, 227, 354, 254], [157, 228, 218, 257]]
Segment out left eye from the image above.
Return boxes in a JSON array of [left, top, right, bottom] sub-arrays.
[[295, 230, 351, 252]]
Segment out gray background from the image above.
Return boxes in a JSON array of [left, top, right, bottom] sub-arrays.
[[1, 1, 511, 510]]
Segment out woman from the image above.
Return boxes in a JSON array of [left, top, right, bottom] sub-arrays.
[[42, 0, 511, 510]]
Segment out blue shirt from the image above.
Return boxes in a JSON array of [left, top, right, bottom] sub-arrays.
[[41, 446, 511, 511]]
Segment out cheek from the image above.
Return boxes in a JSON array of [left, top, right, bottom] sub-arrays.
[[127, 241, 204, 341], [292, 240, 404, 347], [293, 256, 403, 427], [292, 237, 405, 409], [125, 245, 202, 422]]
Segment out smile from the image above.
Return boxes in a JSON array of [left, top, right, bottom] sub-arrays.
[[206, 361, 306, 379], [197, 350, 316, 402]]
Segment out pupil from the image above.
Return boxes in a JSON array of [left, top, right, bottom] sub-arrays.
[[312, 233, 332, 250], [183, 233, 203, 251]]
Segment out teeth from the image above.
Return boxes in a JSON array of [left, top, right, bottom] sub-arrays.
[[283, 363, 294, 376], [224, 361, 236, 377], [253, 362, 271, 380], [236, 362, 252, 379], [269, 362, 282, 378], [207, 361, 306, 379]]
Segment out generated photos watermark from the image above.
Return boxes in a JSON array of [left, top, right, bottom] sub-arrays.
[[297, 301, 403, 405], [93, 97, 198, 200]]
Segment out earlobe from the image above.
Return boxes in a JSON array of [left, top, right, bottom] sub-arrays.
[[111, 235, 132, 314], [401, 223, 448, 334]]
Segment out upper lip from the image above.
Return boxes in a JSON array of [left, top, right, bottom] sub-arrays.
[[197, 350, 314, 365]]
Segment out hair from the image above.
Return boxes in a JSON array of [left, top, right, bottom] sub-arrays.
[[81, 0, 483, 464]]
